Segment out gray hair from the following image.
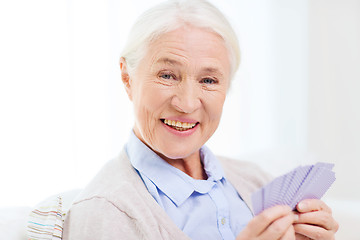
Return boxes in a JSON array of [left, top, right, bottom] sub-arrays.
[[121, 0, 240, 80]]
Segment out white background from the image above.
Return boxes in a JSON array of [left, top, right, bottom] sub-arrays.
[[0, 0, 359, 214]]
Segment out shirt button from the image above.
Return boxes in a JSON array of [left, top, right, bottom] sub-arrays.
[[221, 217, 226, 225]]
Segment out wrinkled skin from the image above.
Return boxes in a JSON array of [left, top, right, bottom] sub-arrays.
[[236, 199, 338, 240]]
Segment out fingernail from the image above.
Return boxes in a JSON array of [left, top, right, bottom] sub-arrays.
[[298, 201, 307, 210]]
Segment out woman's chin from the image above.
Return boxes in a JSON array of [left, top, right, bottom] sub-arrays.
[[155, 147, 200, 162]]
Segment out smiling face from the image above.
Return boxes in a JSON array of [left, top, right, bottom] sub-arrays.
[[121, 25, 231, 163]]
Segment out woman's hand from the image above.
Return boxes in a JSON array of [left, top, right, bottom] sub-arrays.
[[236, 205, 296, 240], [294, 199, 339, 240]]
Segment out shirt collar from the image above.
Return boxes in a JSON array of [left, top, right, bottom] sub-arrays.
[[126, 130, 225, 206]]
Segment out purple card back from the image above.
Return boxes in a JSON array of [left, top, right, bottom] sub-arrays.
[[251, 162, 335, 215]]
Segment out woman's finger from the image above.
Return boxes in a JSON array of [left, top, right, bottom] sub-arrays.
[[294, 210, 339, 231], [295, 233, 311, 240], [260, 213, 295, 240], [294, 223, 335, 240], [245, 205, 293, 236], [296, 199, 332, 214], [237, 205, 294, 240], [280, 225, 295, 240]]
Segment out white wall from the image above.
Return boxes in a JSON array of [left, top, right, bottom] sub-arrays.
[[307, 0, 360, 201], [0, 0, 77, 206], [208, 0, 310, 175]]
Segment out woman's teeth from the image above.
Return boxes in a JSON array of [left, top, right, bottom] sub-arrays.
[[163, 119, 197, 131]]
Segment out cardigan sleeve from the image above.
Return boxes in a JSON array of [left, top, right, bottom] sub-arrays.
[[63, 197, 144, 240]]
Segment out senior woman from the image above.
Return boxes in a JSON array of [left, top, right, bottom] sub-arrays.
[[63, 0, 338, 239]]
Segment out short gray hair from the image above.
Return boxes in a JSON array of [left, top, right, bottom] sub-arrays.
[[121, 0, 240, 80]]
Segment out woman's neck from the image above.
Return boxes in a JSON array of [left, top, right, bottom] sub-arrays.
[[157, 150, 208, 180]]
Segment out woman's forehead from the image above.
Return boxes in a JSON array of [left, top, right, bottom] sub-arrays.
[[145, 26, 231, 74], [149, 26, 227, 54]]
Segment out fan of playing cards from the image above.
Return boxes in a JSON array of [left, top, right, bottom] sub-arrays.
[[251, 162, 336, 215]]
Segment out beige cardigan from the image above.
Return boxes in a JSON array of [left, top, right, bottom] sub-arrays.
[[63, 149, 271, 240]]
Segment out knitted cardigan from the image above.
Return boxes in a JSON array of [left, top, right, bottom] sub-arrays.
[[30, 148, 271, 240]]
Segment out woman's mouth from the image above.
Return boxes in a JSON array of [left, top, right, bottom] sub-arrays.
[[161, 119, 198, 131]]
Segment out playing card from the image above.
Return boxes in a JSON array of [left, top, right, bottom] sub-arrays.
[[251, 162, 335, 215]]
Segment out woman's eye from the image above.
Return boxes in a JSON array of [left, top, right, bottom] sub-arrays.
[[202, 78, 217, 84], [160, 74, 173, 80]]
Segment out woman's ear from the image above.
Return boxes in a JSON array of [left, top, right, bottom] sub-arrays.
[[120, 57, 133, 101]]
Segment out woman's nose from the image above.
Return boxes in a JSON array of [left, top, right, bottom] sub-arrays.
[[171, 82, 201, 114]]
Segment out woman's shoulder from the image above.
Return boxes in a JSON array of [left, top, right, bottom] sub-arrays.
[[63, 149, 191, 240], [72, 149, 146, 207], [217, 155, 272, 181], [216, 155, 272, 208]]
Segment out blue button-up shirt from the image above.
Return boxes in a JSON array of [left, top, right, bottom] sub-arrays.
[[126, 131, 253, 240]]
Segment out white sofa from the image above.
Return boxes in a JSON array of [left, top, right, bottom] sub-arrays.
[[0, 189, 80, 240], [0, 206, 32, 240]]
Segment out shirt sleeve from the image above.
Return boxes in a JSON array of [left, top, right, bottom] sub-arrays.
[[63, 197, 141, 240]]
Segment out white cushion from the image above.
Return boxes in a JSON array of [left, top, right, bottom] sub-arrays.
[[27, 189, 81, 240], [0, 206, 32, 240]]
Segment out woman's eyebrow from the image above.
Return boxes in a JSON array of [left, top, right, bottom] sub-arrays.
[[154, 57, 182, 66], [201, 67, 224, 77]]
